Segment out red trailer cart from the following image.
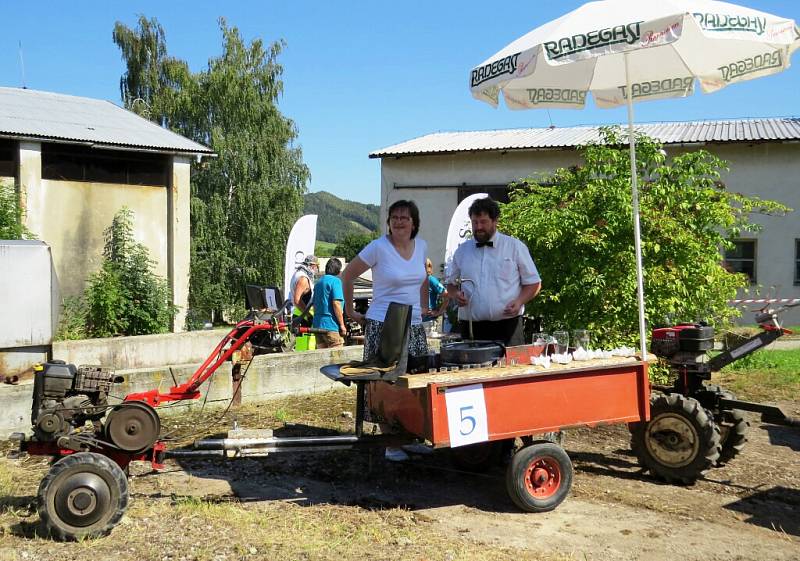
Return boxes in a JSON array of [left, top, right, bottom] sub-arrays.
[[366, 356, 650, 511]]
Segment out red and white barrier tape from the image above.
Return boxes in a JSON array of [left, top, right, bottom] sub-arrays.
[[729, 298, 800, 305]]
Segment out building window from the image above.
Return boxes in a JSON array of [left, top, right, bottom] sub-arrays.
[[457, 185, 510, 204], [795, 239, 800, 286], [724, 240, 756, 284], [41, 143, 169, 186], [0, 139, 15, 178]]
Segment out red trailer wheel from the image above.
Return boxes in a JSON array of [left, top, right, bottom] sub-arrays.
[[506, 442, 573, 512]]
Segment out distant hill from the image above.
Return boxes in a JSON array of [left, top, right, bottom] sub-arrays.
[[304, 191, 380, 243]]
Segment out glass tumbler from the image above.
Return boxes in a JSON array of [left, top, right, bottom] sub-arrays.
[[553, 330, 569, 354], [531, 333, 548, 357], [573, 329, 590, 350]]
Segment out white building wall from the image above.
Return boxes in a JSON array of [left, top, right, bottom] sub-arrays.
[[381, 149, 580, 274], [711, 143, 800, 324], [379, 142, 799, 325]]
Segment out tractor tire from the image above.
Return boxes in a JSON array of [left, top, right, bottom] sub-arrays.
[[37, 452, 129, 541], [505, 441, 573, 513], [704, 386, 748, 466], [449, 439, 513, 473], [715, 407, 748, 466], [630, 393, 720, 484]]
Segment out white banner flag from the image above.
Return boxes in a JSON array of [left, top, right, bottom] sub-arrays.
[[444, 193, 487, 278], [283, 214, 317, 300]]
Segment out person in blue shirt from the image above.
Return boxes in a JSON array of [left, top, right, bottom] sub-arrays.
[[311, 258, 347, 348], [422, 258, 449, 329]]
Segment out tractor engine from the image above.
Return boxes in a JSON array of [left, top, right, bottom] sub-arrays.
[[30, 361, 120, 442], [651, 323, 715, 370]]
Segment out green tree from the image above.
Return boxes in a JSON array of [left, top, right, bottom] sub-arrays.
[[502, 127, 790, 347], [303, 191, 380, 242], [114, 17, 309, 325], [84, 208, 176, 337], [334, 231, 380, 261], [0, 182, 31, 239]]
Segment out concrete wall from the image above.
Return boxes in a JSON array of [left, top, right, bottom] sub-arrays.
[[1, 342, 362, 436], [379, 142, 800, 324], [168, 157, 192, 332], [34, 178, 168, 297], [51, 328, 234, 371], [17, 141, 192, 333]]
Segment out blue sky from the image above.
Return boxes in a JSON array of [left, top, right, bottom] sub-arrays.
[[2, 1, 799, 204]]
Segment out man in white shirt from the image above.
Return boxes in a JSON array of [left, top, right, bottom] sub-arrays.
[[446, 197, 541, 346]]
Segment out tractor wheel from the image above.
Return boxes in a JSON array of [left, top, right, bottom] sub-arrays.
[[449, 439, 513, 472], [630, 394, 720, 484], [702, 386, 748, 466], [715, 407, 748, 466], [505, 442, 573, 513], [37, 452, 129, 541]]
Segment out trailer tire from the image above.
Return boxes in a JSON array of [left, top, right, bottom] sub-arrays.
[[631, 394, 720, 484], [506, 442, 572, 513], [37, 452, 129, 541], [449, 439, 513, 473]]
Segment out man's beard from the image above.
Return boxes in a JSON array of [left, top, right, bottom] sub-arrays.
[[473, 228, 494, 242]]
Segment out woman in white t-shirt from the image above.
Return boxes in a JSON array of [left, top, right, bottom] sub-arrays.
[[342, 199, 430, 362]]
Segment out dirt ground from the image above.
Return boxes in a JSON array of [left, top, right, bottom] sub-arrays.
[[1, 389, 798, 561]]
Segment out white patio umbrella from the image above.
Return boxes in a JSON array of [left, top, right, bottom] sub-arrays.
[[470, 0, 800, 358]]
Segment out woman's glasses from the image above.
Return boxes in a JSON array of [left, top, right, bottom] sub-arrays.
[[389, 215, 411, 223]]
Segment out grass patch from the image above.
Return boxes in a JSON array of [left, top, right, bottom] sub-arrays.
[[314, 240, 337, 257], [718, 348, 800, 400], [0, 387, 568, 561]]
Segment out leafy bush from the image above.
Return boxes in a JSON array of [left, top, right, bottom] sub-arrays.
[[502, 127, 791, 348], [0, 182, 32, 239], [55, 296, 89, 341], [334, 231, 379, 261], [84, 208, 177, 337]]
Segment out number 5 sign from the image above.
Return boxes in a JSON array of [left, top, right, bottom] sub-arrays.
[[444, 384, 489, 447]]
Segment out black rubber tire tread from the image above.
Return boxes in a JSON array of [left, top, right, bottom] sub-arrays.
[[705, 387, 748, 466], [715, 407, 748, 466], [630, 393, 721, 484], [37, 452, 129, 541], [505, 441, 573, 513], [449, 439, 513, 472]]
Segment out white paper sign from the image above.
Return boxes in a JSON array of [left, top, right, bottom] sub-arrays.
[[444, 384, 489, 447]]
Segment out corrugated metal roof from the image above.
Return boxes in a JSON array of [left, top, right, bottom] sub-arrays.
[[0, 87, 213, 155], [369, 118, 800, 158]]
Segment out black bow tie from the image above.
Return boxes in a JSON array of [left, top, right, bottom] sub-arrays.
[[476, 241, 493, 248]]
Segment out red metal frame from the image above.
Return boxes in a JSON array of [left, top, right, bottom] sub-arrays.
[[124, 318, 311, 407], [24, 441, 167, 470], [368, 361, 651, 447]]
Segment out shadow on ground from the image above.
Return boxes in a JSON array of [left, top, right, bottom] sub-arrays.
[[764, 424, 800, 452], [163, 425, 518, 515], [725, 486, 800, 537]]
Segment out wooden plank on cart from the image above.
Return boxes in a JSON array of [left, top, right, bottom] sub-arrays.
[[397, 355, 654, 390]]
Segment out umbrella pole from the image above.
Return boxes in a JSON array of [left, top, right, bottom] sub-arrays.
[[624, 53, 648, 360]]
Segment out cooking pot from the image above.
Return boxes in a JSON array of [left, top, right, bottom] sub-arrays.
[[439, 340, 505, 365]]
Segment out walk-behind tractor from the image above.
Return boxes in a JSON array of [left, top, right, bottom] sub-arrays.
[[631, 299, 800, 484], [8, 297, 799, 541]]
